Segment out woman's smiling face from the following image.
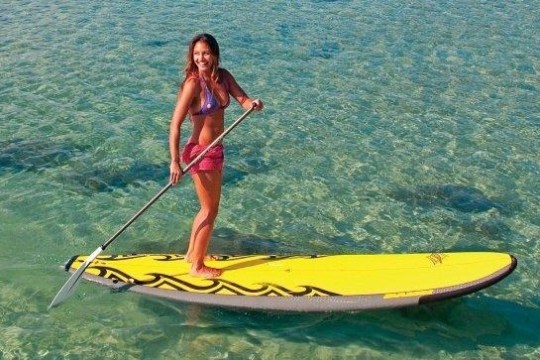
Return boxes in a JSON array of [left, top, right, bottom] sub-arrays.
[[193, 41, 214, 74]]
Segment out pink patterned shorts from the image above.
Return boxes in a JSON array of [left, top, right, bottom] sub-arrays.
[[181, 142, 224, 175]]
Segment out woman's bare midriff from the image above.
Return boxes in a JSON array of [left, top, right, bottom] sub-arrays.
[[189, 110, 225, 145]]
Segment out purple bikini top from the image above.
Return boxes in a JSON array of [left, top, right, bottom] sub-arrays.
[[193, 78, 229, 116]]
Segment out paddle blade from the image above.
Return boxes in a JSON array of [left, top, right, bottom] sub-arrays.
[[48, 247, 103, 309]]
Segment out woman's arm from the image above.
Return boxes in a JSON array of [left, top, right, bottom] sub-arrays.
[[223, 69, 264, 111], [169, 77, 198, 184]]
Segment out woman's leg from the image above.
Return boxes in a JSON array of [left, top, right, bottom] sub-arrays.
[[185, 169, 223, 278]]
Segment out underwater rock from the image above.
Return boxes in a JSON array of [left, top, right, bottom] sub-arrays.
[[0, 139, 169, 192], [0, 138, 87, 173], [1, 138, 276, 194], [143, 39, 172, 47], [310, 41, 341, 59], [62, 161, 169, 192], [389, 184, 506, 213]]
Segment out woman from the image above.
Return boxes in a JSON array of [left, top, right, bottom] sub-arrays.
[[169, 33, 263, 278]]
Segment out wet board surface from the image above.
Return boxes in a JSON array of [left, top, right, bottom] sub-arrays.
[[64, 252, 517, 312]]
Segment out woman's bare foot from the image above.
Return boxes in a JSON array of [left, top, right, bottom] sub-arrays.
[[189, 264, 223, 278], [185, 254, 219, 263]]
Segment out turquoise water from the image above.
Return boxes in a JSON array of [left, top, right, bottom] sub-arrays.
[[1, 0, 539, 358]]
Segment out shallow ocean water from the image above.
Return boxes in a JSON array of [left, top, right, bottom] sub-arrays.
[[1, 0, 539, 359]]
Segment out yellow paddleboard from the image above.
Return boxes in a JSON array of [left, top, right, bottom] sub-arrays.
[[65, 252, 516, 311]]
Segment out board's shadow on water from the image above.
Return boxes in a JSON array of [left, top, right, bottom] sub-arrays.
[[134, 294, 539, 356]]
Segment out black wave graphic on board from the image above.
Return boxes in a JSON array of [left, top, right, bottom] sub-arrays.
[[82, 254, 340, 297]]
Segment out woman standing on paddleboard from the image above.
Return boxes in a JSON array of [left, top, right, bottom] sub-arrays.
[[169, 33, 263, 278]]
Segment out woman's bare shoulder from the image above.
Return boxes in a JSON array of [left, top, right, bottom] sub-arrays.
[[184, 74, 199, 85], [181, 75, 200, 92]]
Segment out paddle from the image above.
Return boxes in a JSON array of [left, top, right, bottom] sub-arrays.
[[48, 105, 255, 309]]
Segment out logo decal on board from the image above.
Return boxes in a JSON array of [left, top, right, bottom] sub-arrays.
[[427, 253, 447, 265]]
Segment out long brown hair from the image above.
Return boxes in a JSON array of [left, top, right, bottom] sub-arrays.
[[183, 33, 221, 84]]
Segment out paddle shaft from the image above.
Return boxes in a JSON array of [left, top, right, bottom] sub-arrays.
[[102, 105, 254, 250], [48, 105, 255, 309]]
